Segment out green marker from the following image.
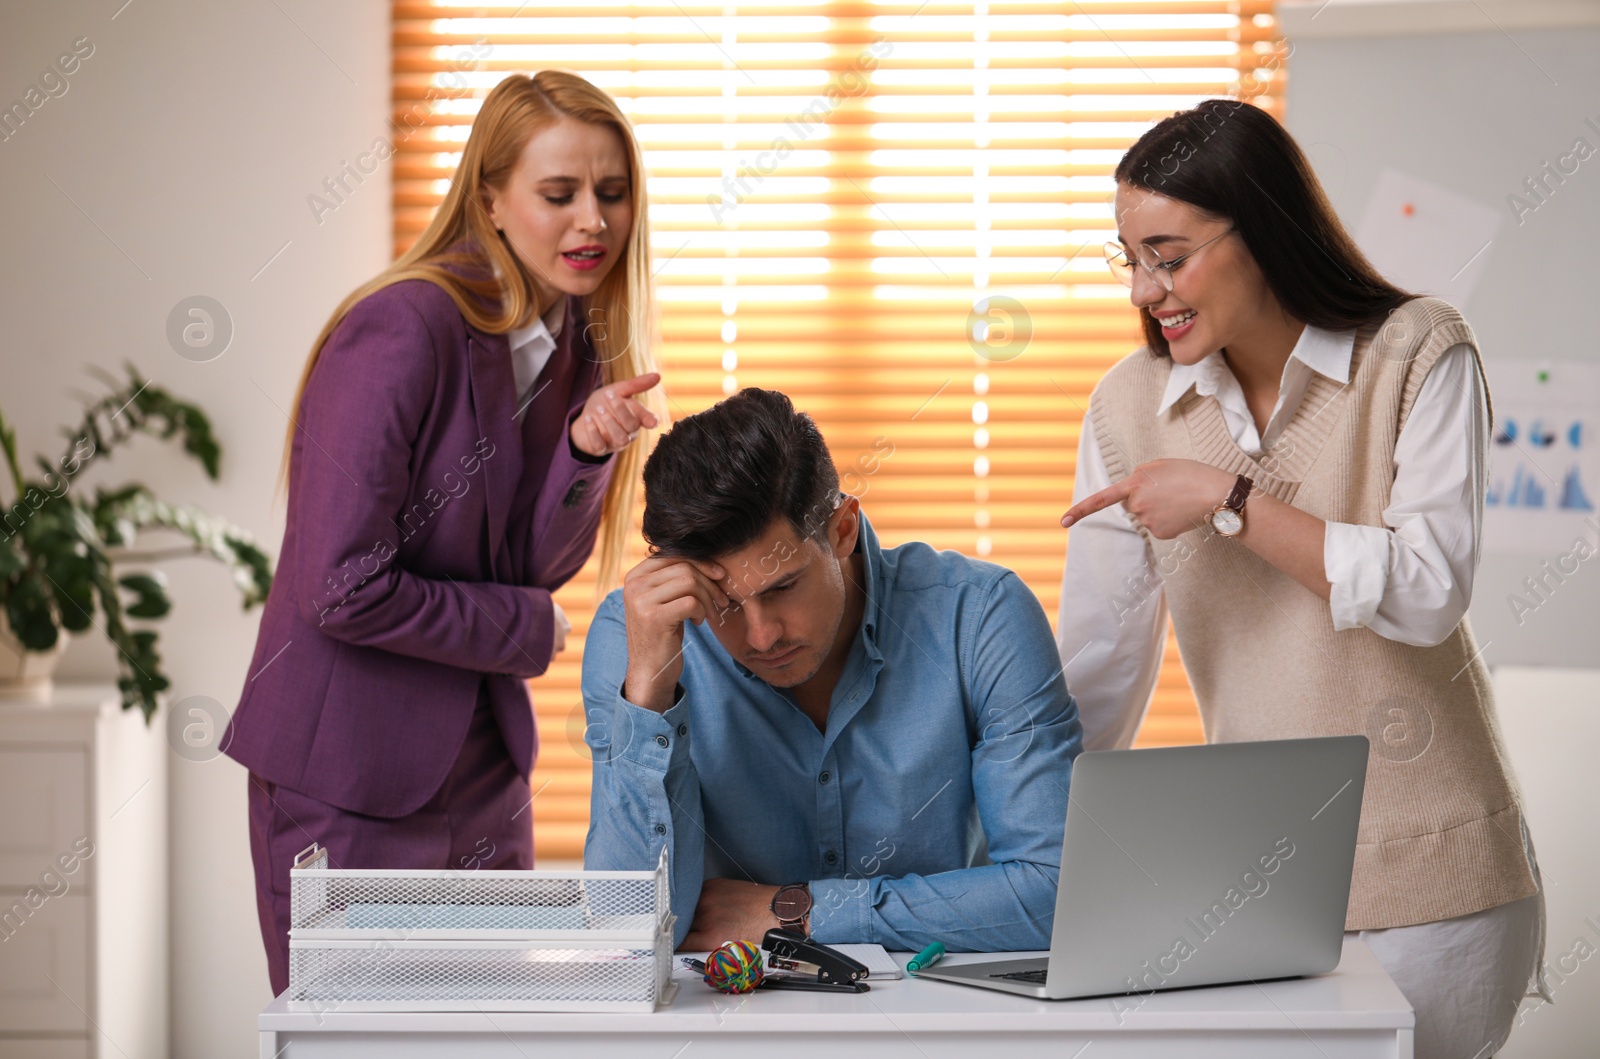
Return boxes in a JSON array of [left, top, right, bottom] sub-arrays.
[[907, 941, 945, 974]]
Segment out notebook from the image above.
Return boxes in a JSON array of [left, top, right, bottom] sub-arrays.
[[828, 943, 902, 980]]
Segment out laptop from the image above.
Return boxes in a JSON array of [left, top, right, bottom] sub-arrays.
[[914, 735, 1368, 1000]]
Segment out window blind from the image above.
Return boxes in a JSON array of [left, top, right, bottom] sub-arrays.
[[393, 0, 1288, 860]]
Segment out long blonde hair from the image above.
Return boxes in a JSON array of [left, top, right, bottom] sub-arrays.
[[275, 70, 663, 593]]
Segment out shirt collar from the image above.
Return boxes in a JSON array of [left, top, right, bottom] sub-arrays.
[[490, 257, 567, 350], [1157, 322, 1356, 415], [506, 297, 565, 352], [853, 508, 883, 650]]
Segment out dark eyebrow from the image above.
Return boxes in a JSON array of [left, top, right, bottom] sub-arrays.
[[1114, 233, 1190, 248], [754, 571, 801, 598]]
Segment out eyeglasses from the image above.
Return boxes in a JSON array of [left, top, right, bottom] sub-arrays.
[[1103, 225, 1236, 293]]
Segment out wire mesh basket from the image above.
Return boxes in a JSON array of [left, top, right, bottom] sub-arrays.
[[286, 844, 677, 1012]]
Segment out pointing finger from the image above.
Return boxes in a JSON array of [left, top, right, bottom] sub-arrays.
[[609, 372, 661, 398], [1060, 480, 1134, 527]]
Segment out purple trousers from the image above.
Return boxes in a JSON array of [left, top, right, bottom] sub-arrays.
[[247, 678, 535, 996]]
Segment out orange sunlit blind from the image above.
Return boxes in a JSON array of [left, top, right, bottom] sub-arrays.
[[394, 1, 1287, 859]]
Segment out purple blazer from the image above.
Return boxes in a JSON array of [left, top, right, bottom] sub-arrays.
[[224, 268, 614, 817]]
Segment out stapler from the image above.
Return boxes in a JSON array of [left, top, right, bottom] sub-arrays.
[[758, 929, 870, 992]]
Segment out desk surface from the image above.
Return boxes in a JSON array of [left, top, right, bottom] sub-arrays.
[[260, 938, 1413, 1058]]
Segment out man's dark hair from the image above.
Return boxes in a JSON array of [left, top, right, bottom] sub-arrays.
[[641, 387, 840, 561]]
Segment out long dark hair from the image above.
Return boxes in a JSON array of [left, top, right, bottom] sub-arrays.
[[1115, 99, 1417, 357]]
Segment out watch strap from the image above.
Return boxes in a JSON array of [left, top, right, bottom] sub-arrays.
[[1224, 473, 1253, 512]]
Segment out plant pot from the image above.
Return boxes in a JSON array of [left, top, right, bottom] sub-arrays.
[[0, 609, 70, 701]]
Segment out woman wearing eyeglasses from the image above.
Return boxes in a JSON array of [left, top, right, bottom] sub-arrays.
[[1055, 99, 1545, 1059]]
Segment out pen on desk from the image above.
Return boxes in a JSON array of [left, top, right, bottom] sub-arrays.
[[680, 957, 707, 973], [907, 941, 945, 974]]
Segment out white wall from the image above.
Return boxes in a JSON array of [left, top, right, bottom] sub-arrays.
[[1494, 667, 1600, 1059], [0, 2, 389, 1055], [1278, 1, 1600, 664]]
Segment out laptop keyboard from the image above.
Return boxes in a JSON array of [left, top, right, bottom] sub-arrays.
[[990, 968, 1048, 984]]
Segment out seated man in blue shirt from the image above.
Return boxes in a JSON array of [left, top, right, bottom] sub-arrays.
[[582, 387, 1083, 952]]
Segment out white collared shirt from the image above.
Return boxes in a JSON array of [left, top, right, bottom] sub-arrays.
[[507, 297, 566, 423], [1154, 321, 1358, 454], [1056, 324, 1486, 751]]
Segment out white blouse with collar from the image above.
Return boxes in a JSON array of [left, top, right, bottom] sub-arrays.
[[507, 297, 567, 424]]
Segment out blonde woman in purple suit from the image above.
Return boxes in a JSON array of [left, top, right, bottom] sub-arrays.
[[224, 71, 665, 995]]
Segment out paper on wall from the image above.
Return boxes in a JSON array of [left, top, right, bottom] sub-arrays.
[[1354, 167, 1502, 313], [1483, 361, 1600, 556]]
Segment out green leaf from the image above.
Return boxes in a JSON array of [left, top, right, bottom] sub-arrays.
[[45, 553, 96, 633], [118, 572, 171, 619], [124, 598, 170, 619], [0, 537, 23, 582], [97, 483, 149, 507], [0, 367, 278, 726], [4, 578, 59, 651], [117, 572, 165, 596], [0, 404, 25, 501]]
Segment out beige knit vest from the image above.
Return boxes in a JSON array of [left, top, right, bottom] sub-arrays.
[[1087, 295, 1537, 930]]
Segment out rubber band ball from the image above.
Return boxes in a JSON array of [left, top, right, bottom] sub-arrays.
[[703, 939, 765, 993]]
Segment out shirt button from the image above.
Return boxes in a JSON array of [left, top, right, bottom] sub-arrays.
[[655, 823, 667, 836], [677, 723, 688, 737], [825, 851, 838, 865], [819, 771, 831, 785], [655, 735, 669, 748]]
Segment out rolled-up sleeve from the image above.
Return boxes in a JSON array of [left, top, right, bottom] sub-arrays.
[[1324, 344, 1484, 646]]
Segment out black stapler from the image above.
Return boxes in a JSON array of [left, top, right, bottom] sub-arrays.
[[757, 929, 871, 992]]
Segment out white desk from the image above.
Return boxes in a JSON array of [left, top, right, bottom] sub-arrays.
[[258, 937, 1412, 1057]]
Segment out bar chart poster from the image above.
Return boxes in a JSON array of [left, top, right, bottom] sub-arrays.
[[1484, 361, 1600, 555]]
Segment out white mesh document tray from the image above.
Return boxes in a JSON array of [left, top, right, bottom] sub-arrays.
[[286, 844, 677, 1013]]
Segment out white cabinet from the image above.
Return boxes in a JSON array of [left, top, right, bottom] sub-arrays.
[[1495, 666, 1600, 1058], [0, 684, 168, 1058]]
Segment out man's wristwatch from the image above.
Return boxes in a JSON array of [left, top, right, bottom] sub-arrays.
[[1209, 474, 1254, 537], [771, 883, 813, 935]]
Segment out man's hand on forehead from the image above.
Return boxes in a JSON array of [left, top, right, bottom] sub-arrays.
[[686, 558, 739, 617], [637, 553, 731, 618], [620, 553, 738, 710]]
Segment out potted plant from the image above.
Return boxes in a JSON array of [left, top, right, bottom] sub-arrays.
[[0, 362, 273, 720]]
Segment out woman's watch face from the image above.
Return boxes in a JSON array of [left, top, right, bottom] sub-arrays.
[[1210, 506, 1243, 536]]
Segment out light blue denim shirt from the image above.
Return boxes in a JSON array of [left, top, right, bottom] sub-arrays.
[[582, 513, 1083, 951]]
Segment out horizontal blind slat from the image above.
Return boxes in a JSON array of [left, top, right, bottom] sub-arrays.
[[392, 0, 1285, 857]]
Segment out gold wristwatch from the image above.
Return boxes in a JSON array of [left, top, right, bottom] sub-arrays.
[[1209, 474, 1253, 537]]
